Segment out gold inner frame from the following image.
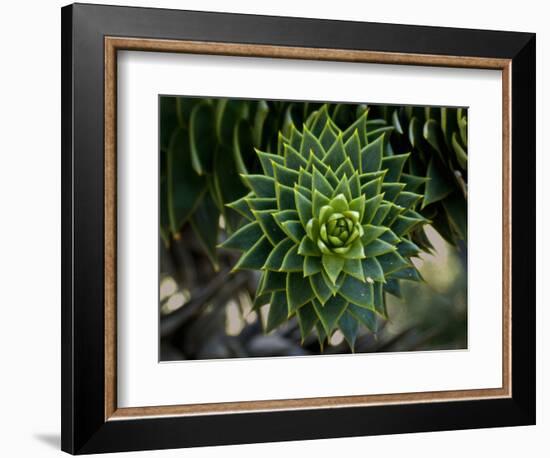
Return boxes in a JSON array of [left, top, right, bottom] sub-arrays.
[[104, 37, 512, 421]]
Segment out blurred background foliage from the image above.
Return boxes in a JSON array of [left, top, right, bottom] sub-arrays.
[[159, 96, 467, 360]]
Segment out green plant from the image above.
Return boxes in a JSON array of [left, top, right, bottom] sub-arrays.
[[160, 97, 336, 268], [370, 105, 468, 247], [220, 106, 429, 349]]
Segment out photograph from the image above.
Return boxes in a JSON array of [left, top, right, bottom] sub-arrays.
[[158, 97, 469, 361]]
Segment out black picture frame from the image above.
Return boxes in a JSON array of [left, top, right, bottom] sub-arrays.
[[61, 3, 536, 454]]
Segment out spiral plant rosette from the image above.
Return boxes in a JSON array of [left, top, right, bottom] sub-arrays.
[[221, 105, 429, 349]]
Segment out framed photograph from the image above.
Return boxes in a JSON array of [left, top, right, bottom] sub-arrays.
[[61, 3, 536, 454]]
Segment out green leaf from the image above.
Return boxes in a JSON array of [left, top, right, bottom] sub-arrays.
[[361, 176, 383, 200], [213, 145, 248, 231], [442, 191, 467, 241], [294, 188, 313, 227], [379, 229, 400, 245], [232, 119, 254, 175], [331, 177, 351, 202], [310, 105, 330, 137], [166, 128, 206, 234], [336, 238, 365, 259], [423, 118, 444, 155], [280, 220, 306, 243], [307, 150, 330, 176], [273, 209, 299, 228], [324, 134, 347, 171], [233, 236, 272, 271], [298, 167, 313, 189], [242, 174, 276, 198], [287, 272, 315, 312], [312, 168, 333, 198], [339, 275, 374, 309], [322, 269, 344, 296], [370, 202, 392, 226], [395, 191, 422, 210], [364, 239, 396, 257], [189, 102, 216, 175], [391, 267, 423, 282], [384, 278, 402, 298], [301, 126, 325, 159], [392, 108, 404, 134], [452, 132, 468, 169], [376, 251, 410, 275], [257, 150, 284, 177], [343, 258, 364, 281], [246, 197, 277, 211], [392, 215, 423, 236], [266, 291, 289, 332], [361, 224, 388, 246], [372, 282, 386, 317], [189, 193, 220, 269], [348, 304, 378, 333], [382, 203, 404, 227], [304, 255, 322, 276], [381, 153, 409, 182], [458, 109, 468, 145], [263, 238, 295, 270], [344, 130, 362, 170], [215, 99, 246, 145], [312, 190, 330, 221], [401, 173, 428, 193], [284, 143, 308, 170], [362, 194, 383, 225], [227, 194, 254, 220], [366, 126, 394, 143], [381, 183, 406, 202], [348, 172, 361, 198], [253, 210, 286, 244], [289, 124, 304, 151], [275, 183, 296, 211], [316, 322, 327, 349], [329, 193, 349, 213], [253, 292, 271, 311], [360, 133, 384, 173], [310, 272, 332, 305], [220, 220, 262, 250], [361, 257, 385, 282], [295, 183, 312, 200], [397, 239, 421, 257], [408, 116, 422, 148], [252, 100, 269, 147], [280, 244, 305, 272], [260, 270, 287, 294], [319, 120, 338, 151], [348, 195, 366, 222], [339, 310, 359, 350], [343, 111, 368, 146], [313, 295, 348, 336], [297, 303, 319, 341], [422, 157, 454, 208], [324, 167, 340, 188], [322, 254, 345, 285], [335, 157, 355, 179], [298, 237, 321, 256], [273, 162, 300, 187]]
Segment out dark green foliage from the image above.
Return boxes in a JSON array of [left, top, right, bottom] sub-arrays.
[[160, 97, 337, 258], [160, 97, 468, 352], [369, 105, 468, 246], [221, 106, 429, 348]]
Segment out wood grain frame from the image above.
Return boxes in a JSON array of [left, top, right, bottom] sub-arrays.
[[104, 37, 512, 421], [62, 4, 535, 453]]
